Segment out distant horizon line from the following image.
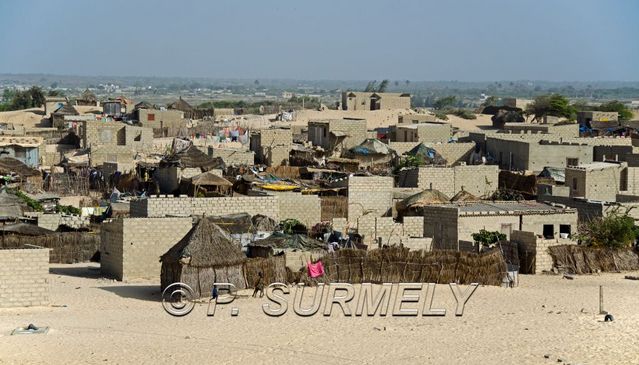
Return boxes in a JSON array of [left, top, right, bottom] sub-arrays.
[[1, 72, 638, 85]]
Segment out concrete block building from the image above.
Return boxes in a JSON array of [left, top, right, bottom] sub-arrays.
[[398, 114, 437, 124], [135, 108, 184, 126], [101, 217, 193, 281], [565, 162, 627, 202], [486, 136, 593, 172], [421, 201, 577, 251], [341, 92, 411, 111], [0, 136, 43, 167], [0, 246, 50, 308], [308, 118, 368, 155], [80, 120, 154, 165], [397, 165, 499, 198], [511, 230, 576, 274], [250, 128, 292, 166], [347, 176, 394, 222], [500, 122, 579, 138], [392, 122, 452, 143]]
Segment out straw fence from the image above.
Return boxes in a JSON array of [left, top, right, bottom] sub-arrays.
[[0, 232, 100, 263], [548, 245, 639, 274]]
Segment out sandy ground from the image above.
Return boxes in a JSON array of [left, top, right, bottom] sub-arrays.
[[0, 263, 638, 364]]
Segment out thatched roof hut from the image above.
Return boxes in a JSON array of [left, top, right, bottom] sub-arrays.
[[160, 219, 247, 296], [76, 89, 98, 106], [167, 97, 194, 113], [163, 145, 225, 171], [182, 171, 233, 197], [396, 189, 450, 215], [0, 157, 40, 178], [247, 233, 326, 258]]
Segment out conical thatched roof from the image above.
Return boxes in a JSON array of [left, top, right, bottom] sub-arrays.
[[167, 97, 194, 112], [397, 189, 450, 212], [160, 219, 246, 268], [450, 190, 480, 202], [79, 89, 97, 102], [134, 101, 155, 110]]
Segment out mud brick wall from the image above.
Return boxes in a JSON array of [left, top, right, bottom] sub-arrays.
[[100, 217, 193, 281], [130, 196, 279, 220], [0, 247, 50, 308], [347, 176, 394, 222]]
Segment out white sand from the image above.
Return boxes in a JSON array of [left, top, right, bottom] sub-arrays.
[[1, 263, 638, 364]]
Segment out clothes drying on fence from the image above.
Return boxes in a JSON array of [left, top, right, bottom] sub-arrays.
[[307, 260, 325, 278]]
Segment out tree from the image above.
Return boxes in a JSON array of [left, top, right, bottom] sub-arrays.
[[377, 79, 389, 92], [525, 94, 576, 122], [598, 100, 633, 121], [28, 86, 45, 108], [481, 95, 498, 108], [364, 80, 377, 92], [472, 229, 506, 248], [577, 209, 637, 248], [433, 96, 457, 110]]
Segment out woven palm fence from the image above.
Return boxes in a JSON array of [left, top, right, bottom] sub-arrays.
[[320, 247, 506, 286], [548, 245, 639, 274]]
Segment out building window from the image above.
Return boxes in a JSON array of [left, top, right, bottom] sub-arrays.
[[559, 224, 571, 238], [543, 224, 554, 239], [567, 158, 578, 166], [148, 113, 155, 121], [621, 168, 628, 191]]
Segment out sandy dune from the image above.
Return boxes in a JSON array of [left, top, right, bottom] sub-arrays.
[[0, 263, 638, 364]]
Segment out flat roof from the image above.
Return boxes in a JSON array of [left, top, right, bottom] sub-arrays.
[[432, 200, 572, 216], [567, 162, 623, 171]]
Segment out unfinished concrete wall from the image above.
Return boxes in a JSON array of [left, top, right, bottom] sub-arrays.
[[100, 217, 193, 281], [209, 147, 255, 166], [277, 193, 321, 228], [397, 165, 498, 197], [0, 247, 50, 308], [512, 230, 576, 274], [422, 205, 459, 250], [129, 196, 280, 220], [347, 176, 394, 222]]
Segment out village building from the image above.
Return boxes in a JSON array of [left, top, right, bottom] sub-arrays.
[[390, 122, 452, 143], [577, 111, 619, 125], [79, 120, 153, 166], [134, 107, 184, 127], [44, 96, 68, 117], [307, 118, 367, 156], [155, 143, 225, 194], [160, 218, 247, 296], [420, 201, 578, 251], [51, 103, 79, 129], [249, 128, 292, 166], [102, 100, 124, 118], [485, 136, 594, 172], [0, 136, 43, 167], [500, 121, 579, 138], [564, 162, 627, 202], [341, 92, 411, 111], [398, 113, 437, 124]]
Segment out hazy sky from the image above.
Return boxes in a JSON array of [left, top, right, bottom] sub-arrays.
[[0, 0, 637, 81]]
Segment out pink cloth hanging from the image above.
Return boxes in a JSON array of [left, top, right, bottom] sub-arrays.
[[307, 261, 325, 278]]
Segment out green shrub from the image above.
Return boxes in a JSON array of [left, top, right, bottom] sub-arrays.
[[577, 209, 637, 248], [472, 229, 506, 247]]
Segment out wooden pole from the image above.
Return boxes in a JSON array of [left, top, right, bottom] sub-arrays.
[[599, 285, 605, 314]]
